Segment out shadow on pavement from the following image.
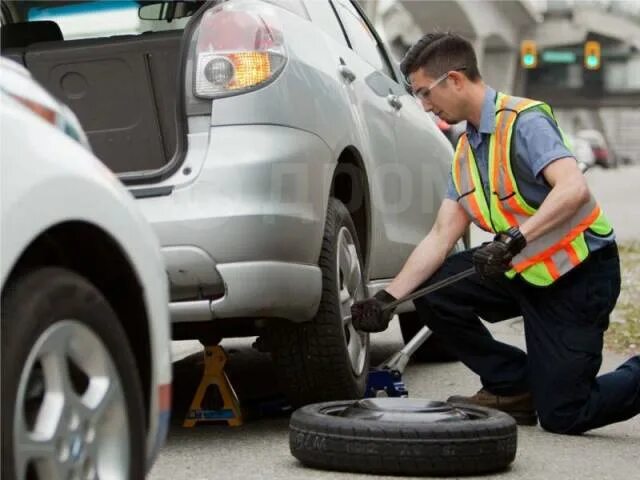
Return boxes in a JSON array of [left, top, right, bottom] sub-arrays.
[[166, 335, 408, 434]]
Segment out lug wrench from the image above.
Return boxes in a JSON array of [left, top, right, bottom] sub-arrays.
[[345, 267, 476, 397]]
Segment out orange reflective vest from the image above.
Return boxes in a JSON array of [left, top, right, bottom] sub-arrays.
[[452, 93, 613, 286]]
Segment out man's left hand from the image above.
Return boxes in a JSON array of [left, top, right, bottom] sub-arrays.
[[473, 227, 527, 279]]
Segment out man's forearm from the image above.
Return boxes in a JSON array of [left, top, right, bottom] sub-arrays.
[[519, 179, 589, 242], [385, 231, 451, 300]]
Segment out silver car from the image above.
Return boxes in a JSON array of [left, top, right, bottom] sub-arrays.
[[1, 0, 453, 404]]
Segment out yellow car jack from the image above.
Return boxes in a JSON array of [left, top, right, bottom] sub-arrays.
[[183, 345, 243, 427]]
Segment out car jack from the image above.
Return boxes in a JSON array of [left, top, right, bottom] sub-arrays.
[[364, 267, 476, 398], [183, 345, 243, 427]]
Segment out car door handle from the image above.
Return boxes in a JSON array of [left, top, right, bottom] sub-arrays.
[[387, 94, 402, 110], [339, 65, 356, 83]]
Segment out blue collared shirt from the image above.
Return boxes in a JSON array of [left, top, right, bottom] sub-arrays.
[[446, 86, 613, 249]]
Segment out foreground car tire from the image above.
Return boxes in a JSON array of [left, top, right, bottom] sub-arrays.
[[290, 398, 517, 476], [270, 198, 369, 406], [1, 268, 145, 480]]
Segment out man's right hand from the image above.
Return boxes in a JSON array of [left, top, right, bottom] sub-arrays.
[[351, 290, 397, 333]]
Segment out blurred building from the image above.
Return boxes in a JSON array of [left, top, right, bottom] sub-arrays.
[[363, 0, 542, 93], [527, 0, 640, 164], [360, 0, 639, 164]]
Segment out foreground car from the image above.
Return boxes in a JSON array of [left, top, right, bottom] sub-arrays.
[[1, 0, 454, 405], [0, 58, 171, 479]]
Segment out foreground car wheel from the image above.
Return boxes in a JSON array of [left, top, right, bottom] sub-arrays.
[[270, 198, 369, 406], [1, 268, 145, 480], [290, 398, 517, 476]]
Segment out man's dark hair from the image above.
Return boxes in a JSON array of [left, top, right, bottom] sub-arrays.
[[400, 32, 481, 83]]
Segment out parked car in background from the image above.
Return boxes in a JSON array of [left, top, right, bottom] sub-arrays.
[[576, 128, 617, 168], [0, 0, 455, 406], [0, 58, 172, 480], [566, 133, 596, 172]]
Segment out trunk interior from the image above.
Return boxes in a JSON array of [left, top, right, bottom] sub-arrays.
[[2, 22, 183, 176]]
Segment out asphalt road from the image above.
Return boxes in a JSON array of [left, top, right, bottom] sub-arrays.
[[150, 165, 640, 480]]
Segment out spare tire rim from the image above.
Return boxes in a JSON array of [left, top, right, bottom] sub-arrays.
[[336, 226, 368, 376], [321, 398, 488, 423], [13, 320, 129, 480]]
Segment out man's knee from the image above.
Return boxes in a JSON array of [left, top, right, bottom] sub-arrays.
[[537, 407, 586, 435]]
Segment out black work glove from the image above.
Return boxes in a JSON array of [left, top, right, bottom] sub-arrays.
[[473, 227, 527, 279], [351, 290, 397, 333]]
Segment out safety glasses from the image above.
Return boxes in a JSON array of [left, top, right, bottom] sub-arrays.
[[411, 67, 467, 101]]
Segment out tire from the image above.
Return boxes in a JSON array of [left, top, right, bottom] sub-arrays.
[[399, 311, 458, 362], [1, 267, 145, 480], [290, 398, 517, 476], [270, 198, 369, 406]]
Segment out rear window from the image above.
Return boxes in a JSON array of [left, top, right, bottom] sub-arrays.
[[27, 1, 193, 40]]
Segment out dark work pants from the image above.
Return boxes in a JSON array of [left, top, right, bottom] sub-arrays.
[[413, 243, 640, 434]]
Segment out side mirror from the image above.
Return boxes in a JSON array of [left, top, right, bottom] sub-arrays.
[[139, 1, 196, 21], [139, 3, 163, 20]]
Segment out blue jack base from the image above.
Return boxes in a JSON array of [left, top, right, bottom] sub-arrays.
[[365, 368, 409, 398]]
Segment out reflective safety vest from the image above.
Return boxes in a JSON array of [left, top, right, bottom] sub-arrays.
[[452, 92, 613, 286]]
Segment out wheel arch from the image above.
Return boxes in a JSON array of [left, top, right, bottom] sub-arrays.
[[330, 146, 372, 276], [2, 221, 152, 430]]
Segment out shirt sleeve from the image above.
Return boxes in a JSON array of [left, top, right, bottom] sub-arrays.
[[514, 111, 575, 179], [446, 171, 458, 201]]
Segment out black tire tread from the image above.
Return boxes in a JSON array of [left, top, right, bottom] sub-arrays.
[[270, 198, 368, 406], [1, 267, 146, 480], [290, 400, 517, 476]]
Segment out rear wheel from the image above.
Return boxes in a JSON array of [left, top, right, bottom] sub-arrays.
[[270, 198, 369, 406], [1, 267, 145, 480]]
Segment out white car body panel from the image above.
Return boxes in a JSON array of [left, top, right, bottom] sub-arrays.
[[0, 59, 172, 468]]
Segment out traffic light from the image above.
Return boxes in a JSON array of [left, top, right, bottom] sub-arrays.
[[520, 40, 538, 69], [584, 41, 601, 70]]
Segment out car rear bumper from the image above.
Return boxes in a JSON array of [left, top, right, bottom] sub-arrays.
[[169, 260, 322, 323], [135, 124, 334, 314]]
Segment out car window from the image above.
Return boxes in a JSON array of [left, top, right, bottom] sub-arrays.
[[263, 0, 310, 19], [303, 0, 348, 47], [332, 0, 394, 79], [26, 1, 194, 40]]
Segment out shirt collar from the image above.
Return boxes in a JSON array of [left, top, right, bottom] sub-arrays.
[[466, 86, 497, 138]]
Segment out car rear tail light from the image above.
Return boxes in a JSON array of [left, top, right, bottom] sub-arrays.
[[193, 1, 286, 99]]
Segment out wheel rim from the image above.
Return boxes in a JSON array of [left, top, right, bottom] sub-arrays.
[[336, 226, 368, 376], [13, 320, 130, 480], [321, 398, 488, 423]]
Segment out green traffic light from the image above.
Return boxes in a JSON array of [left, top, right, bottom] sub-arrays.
[[586, 55, 599, 68], [523, 54, 535, 67]]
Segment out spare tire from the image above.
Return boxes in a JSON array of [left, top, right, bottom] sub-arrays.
[[290, 398, 517, 476]]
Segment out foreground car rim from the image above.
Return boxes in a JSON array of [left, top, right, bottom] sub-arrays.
[[14, 320, 129, 480], [336, 226, 368, 376]]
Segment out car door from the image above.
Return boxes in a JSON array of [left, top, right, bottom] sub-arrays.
[[388, 66, 454, 266], [330, 0, 411, 280], [332, 0, 453, 280]]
